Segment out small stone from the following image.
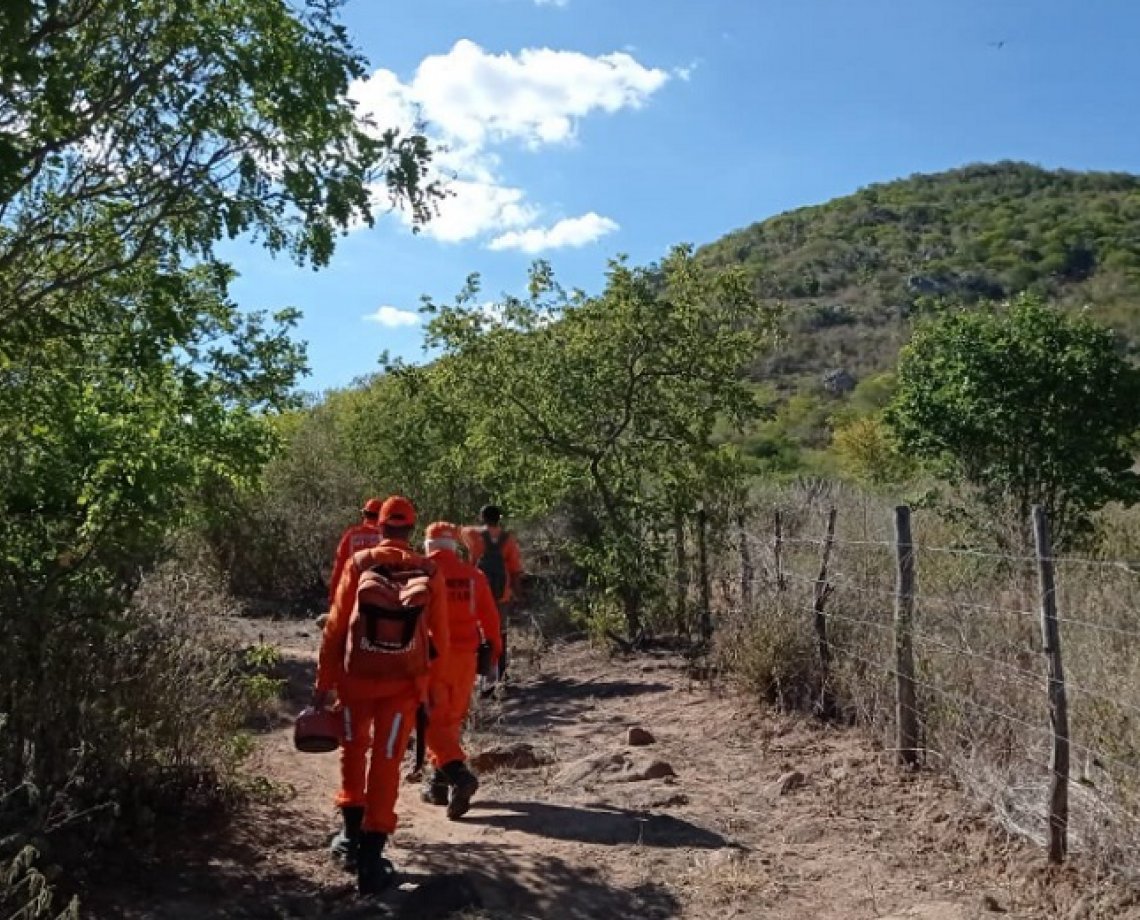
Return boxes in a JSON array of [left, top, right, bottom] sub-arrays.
[[627, 726, 656, 746], [770, 770, 805, 796], [641, 759, 677, 780]]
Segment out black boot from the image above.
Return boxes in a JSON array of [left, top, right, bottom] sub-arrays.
[[420, 767, 449, 806], [441, 760, 479, 820], [329, 805, 364, 872], [356, 831, 395, 896]]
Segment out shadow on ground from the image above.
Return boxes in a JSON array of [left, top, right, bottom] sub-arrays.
[[465, 800, 729, 849], [84, 803, 339, 919], [406, 839, 681, 919], [497, 675, 671, 729], [93, 810, 682, 920]]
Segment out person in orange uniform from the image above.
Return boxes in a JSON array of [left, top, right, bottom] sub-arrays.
[[420, 522, 503, 818], [327, 498, 384, 608], [313, 496, 450, 896], [462, 504, 524, 679]]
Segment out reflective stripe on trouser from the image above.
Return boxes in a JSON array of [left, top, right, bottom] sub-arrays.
[[335, 695, 418, 833], [425, 651, 479, 768]]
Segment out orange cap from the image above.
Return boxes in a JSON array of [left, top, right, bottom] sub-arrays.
[[362, 497, 383, 515], [377, 495, 416, 526], [424, 521, 459, 542]]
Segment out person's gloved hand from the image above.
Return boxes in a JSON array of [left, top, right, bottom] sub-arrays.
[[312, 688, 334, 710]]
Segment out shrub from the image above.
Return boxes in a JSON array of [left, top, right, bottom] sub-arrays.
[[0, 560, 256, 867], [715, 596, 822, 710]]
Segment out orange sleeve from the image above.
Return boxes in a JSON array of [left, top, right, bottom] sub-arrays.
[[328, 529, 352, 606], [427, 568, 451, 677], [473, 570, 503, 660], [461, 527, 481, 565], [316, 555, 359, 693]]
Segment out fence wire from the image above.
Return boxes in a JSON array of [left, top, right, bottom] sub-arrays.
[[717, 507, 1140, 870]]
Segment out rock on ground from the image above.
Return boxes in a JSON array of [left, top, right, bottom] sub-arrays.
[[626, 726, 656, 746]]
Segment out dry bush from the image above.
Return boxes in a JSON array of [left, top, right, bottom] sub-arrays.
[[714, 595, 821, 710], [0, 557, 264, 913], [199, 407, 370, 613]]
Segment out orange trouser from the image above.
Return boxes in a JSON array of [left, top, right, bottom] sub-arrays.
[[336, 694, 417, 834], [425, 650, 479, 768]]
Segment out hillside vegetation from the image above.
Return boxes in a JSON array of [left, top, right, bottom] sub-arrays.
[[699, 162, 1140, 389]]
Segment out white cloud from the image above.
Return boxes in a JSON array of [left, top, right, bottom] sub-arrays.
[[674, 59, 701, 82], [489, 213, 619, 254], [363, 305, 420, 327], [348, 40, 670, 246], [408, 40, 668, 149], [418, 178, 539, 243], [534, 0, 569, 6]]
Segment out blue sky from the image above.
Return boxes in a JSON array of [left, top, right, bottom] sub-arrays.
[[223, 0, 1140, 395]]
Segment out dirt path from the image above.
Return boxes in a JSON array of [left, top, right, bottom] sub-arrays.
[[107, 621, 1137, 920]]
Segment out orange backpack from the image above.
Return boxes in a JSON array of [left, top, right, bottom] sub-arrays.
[[345, 563, 434, 681]]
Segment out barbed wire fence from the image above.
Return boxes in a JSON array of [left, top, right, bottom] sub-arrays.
[[712, 500, 1140, 873]]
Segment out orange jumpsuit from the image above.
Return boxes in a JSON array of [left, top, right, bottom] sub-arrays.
[[316, 540, 450, 835], [424, 549, 503, 768], [328, 522, 382, 606], [461, 526, 524, 605]]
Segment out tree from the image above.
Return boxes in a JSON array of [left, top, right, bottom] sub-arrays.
[[0, 256, 305, 808], [0, 0, 440, 342], [831, 415, 914, 487], [424, 246, 777, 638], [885, 294, 1140, 546], [0, 0, 440, 856]]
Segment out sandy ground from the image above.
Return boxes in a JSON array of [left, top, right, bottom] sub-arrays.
[[99, 619, 1140, 920]]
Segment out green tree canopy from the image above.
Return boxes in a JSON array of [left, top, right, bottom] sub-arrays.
[[0, 0, 440, 343], [423, 246, 777, 636], [885, 294, 1140, 546], [0, 0, 439, 849]]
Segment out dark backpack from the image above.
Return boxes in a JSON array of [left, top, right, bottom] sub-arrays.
[[477, 528, 509, 600]]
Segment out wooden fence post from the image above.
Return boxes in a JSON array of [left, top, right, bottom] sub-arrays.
[[774, 511, 786, 591], [894, 505, 919, 767], [1033, 504, 1069, 864], [738, 510, 754, 610], [696, 505, 712, 641], [812, 508, 837, 671]]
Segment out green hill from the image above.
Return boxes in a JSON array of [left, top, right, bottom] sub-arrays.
[[699, 161, 1140, 392]]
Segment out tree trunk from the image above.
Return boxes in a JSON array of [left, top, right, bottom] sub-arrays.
[[622, 587, 642, 640], [674, 507, 688, 632]]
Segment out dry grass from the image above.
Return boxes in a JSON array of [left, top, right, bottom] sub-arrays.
[[714, 481, 1140, 877]]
